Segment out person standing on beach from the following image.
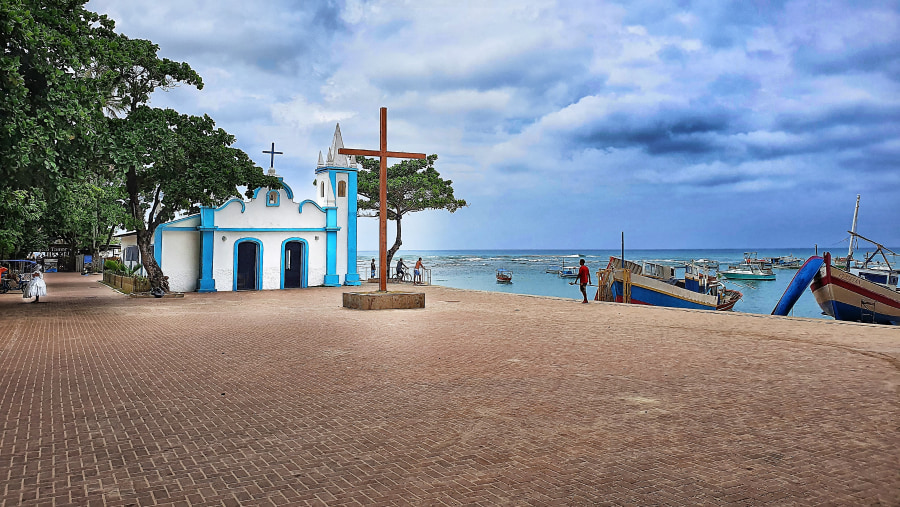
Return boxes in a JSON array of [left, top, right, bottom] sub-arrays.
[[370, 259, 376, 279], [573, 259, 591, 303], [414, 258, 424, 285]]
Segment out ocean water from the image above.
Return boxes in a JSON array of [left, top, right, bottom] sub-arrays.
[[359, 249, 833, 319]]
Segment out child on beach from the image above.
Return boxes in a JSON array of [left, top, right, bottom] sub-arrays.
[[24, 270, 47, 303]]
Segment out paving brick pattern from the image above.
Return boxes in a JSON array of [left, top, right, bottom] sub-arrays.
[[1, 273, 898, 505]]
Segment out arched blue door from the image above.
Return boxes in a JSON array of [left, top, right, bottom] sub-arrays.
[[283, 241, 303, 288], [236, 241, 259, 291]]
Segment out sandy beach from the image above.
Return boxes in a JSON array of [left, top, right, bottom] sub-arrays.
[[0, 272, 897, 505]]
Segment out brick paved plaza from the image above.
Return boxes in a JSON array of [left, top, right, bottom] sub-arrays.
[[1, 273, 898, 505]]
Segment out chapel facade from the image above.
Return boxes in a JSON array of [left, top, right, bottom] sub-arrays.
[[141, 125, 362, 292]]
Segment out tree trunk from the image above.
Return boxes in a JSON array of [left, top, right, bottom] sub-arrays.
[[386, 214, 403, 270], [136, 228, 168, 292]]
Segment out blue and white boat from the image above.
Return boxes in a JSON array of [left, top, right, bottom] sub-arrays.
[[719, 252, 776, 281], [600, 257, 742, 311]]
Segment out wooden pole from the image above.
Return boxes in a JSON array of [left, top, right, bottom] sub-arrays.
[[338, 107, 425, 293], [379, 107, 388, 292]]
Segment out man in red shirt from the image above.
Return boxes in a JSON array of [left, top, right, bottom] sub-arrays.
[[574, 258, 592, 304]]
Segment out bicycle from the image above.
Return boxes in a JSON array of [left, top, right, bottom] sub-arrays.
[[394, 269, 412, 284]]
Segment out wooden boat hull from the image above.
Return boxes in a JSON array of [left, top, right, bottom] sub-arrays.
[[810, 253, 900, 325], [609, 270, 741, 311]]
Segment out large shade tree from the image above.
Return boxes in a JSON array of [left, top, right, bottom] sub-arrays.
[[357, 154, 467, 268], [1, 0, 120, 190], [107, 106, 279, 291], [3, 1, 279, 287]]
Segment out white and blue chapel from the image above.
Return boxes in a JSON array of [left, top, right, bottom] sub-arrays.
[[143, 125, 362, 293]]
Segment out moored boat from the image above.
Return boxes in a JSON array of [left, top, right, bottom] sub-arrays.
[[557, 265, 578, 278], [496, 268, 512, 283], [811, 252, 900, 325], [719, 252, 776, 280], [769, 255, 802, 269], [597, 257, 742, 311]]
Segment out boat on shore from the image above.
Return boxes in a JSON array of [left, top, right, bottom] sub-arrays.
[[597, 257, 742, 311], [719, 252, 776, 280], [810, 251, 899, 325], [773, 196, 900, 325], [496, 268, 512, 283]]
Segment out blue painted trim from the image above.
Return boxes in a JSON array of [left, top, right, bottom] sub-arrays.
[[251, 178, 294, 201], [279, 178, 294, 200], [298, 200, 326, 214], [266, 190, 280, 207], [329, 171, 337, 201], [324, 205, 339, 286], [233, 238, 263, 291], [279, 238, 309, 289], [316, 166, 359, 174], [216, 198, 246, 213], [198, 207, 217, 292], [345, 171, 360, 285], [214, 227, 334, 233], [162, 226, 197, 231]]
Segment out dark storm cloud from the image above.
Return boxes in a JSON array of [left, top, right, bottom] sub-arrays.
[[576, 106, 734, 156], [793, 42, 900, 81], [373, 45, 594, 98], [777, 103, 900, 135]]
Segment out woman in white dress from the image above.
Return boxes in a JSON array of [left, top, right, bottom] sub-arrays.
[[24, 270, 47, 303]]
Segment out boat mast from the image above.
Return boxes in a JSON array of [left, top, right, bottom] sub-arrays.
[[847, 194, 860, 264]]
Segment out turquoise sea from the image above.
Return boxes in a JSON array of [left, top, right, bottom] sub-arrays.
[[359, 249, 838, 319]]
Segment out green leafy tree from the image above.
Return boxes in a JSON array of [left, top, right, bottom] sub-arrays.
[[0, 189, 47, 258], [42, 175, 128, 267], [357, 154, 467, 267], [90, 15, 278, 290], [107, 106, 279, 290], [1, 0, 120, 190]]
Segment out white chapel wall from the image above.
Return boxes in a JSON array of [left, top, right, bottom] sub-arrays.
[[162, 228, 200, 293]]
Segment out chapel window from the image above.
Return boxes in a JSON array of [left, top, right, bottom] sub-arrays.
[[267, 190, 278, 206], [338, 181, 346, 197], [320, 182, 325, 198]]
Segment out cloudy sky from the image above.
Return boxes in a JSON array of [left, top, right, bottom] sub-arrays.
[[85, 0, 899, 251]]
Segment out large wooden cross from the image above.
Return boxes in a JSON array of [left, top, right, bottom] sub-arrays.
[[339, 107, 425, 292]]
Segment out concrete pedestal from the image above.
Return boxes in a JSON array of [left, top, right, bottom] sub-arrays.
[[343, 291, 425, 310]]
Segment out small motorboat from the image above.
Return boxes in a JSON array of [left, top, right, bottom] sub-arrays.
[[496, 268, 512, 283], [557, 265, 578, 278], [719, 252, 776, 280]]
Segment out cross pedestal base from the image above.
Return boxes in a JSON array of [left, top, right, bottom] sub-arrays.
[[342, 291, 425, 310]]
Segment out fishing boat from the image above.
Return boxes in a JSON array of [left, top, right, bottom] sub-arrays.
[[719, 252, 776, 280], [769, 255, 802, 269], [597, 257, 742, 311], [496, 268, 513, 283], [810, 251, 900, 325], [557, 265, 578, 278], [772, 195, 900, 325]]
